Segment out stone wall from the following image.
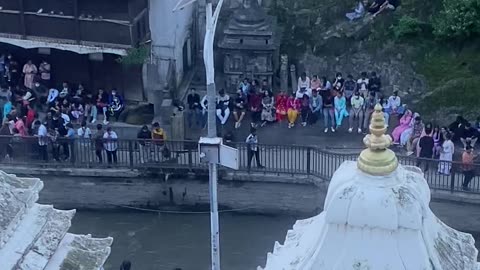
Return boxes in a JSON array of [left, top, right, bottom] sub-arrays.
[[2, 166, 476, 216], [299, 50, 427, 99], [36, 173, 326, 216]]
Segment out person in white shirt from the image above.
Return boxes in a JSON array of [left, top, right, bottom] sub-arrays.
[[356, 71, 369, 97], [348, 91, 365, 133], [216, 89, 230, 125], [77, 121, 92, 162], [46, 88, 59, 106], [387, 91, 401, 114], [200, 94, 208, 128], [103, 127, 118, 164], [34, 120, 48, 161], [297, 72, 311, 94], [60, 108, 70, 126]]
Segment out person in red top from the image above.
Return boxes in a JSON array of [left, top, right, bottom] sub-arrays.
[[275, 90, 288, 122], [25, 104, 36, 133], [249, 90, 262, 128], [287, 93, 301, 128], [462, 146, 477, 191]]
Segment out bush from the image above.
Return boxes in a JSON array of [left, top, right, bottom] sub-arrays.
[[433, 0, 480, 40], [391, 15, 422, 39], [116, 46, 150, 66]]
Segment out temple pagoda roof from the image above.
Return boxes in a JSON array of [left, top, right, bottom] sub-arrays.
[[0, 171, 112, 270]]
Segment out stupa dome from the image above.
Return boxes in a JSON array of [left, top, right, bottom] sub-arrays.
[[259, 105, 479, 270]]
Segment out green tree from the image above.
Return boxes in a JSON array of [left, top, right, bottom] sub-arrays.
[[433, 0, 480, 40], [391, 15, 422, 39]]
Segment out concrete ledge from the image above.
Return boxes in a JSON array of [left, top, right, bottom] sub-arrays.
[[431, 189, 480, 205], [0, 165, 141, 178]]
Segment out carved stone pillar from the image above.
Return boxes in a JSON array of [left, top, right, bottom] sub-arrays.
[[290, 64, 297, 94], [280, 54, 288, 92]]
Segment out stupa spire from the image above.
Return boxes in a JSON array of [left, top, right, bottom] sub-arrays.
[[357, 104, 398, 175]]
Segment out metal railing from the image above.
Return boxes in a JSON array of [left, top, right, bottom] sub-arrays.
[[0, 136, 479, 194]]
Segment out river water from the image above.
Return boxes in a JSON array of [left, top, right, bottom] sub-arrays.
[[70, 210, 480, 270], [70, 211, 297, 270]]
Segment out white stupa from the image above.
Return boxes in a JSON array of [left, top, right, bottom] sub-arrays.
[[260, 105, 479, 270], [0, 171, 113, 270]]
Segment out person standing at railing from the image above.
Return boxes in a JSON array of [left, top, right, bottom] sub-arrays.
[[137, 125, 151, 164], [77, 121, 92, 163], [416, 126, 434, 172], [64, 123, 76, 162], [462, 146, 477, 191], [94, 124, 104, 163], [34, 120, 48, 162], [438, 132, 454, 175], [152, 122, 168, 162], [103, 126, 118, 165], [246, 127, 264, 172]]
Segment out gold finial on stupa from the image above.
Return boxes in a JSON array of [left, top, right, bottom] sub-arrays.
[[357, 104, 398, 175]]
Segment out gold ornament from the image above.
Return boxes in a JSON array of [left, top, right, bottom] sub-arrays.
[[357, 104, 399, 175]]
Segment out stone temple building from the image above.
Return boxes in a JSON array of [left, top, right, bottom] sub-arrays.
[[218, 0, 279, 92], [259, 105, 479, 270], [0, 172, 112, 270]]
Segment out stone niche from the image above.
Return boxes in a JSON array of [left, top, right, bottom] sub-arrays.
[[218, 0, 279, 92]]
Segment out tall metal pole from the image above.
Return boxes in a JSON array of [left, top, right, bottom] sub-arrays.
[[173, 1, 224, 268], [204, 0, 224, 269]]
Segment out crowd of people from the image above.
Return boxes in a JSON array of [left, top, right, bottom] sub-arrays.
[[187, 71, 399, 134], [0, 53, 133, 162], [186, 69, 480, 190], [0, 118, 170, 165], [0, 54, 126, 135]]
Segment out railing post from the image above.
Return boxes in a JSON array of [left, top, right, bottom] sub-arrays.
[[128, 141, 134, 168], [450, 165, 455, 192], [188, 145, 193, 168], [71, 139, 76, 165], [306, 147, 311, 175]]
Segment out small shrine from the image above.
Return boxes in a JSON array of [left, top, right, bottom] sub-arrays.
[[259, 105, 479, 270], [0, 171, 113, 270], [218, 0, 279, 92]]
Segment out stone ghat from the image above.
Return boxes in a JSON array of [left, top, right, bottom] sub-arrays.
[[0, 171, 113, 270]]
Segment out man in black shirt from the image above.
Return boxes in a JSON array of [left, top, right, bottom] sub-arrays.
[[369, 72, 381, 99], [417, 127, 434, 172], [186, 88, 201, 128], [233, 90, 247, 129]]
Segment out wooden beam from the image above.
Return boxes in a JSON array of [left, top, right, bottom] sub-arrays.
[[18, 0, 26, 37], [73, 0, 80, 44]]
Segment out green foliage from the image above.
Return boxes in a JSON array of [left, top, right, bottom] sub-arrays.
[[390, 15, 422, 39], [433, 0, 480, 40], [415, 47, 480, 119], [116, 46, 149, 66]]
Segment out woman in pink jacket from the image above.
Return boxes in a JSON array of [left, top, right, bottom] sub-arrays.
[[392, 110, 412, 144]]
